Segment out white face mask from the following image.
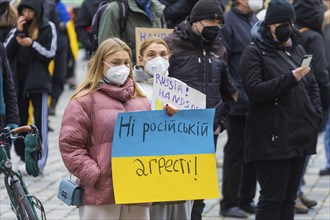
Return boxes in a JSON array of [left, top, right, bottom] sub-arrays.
[[144, 57, 169, 76], [103, 61, 130, 86], [248, 0, 263, 12]]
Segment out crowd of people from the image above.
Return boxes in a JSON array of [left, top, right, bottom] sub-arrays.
[[0, 0, 329, 220]]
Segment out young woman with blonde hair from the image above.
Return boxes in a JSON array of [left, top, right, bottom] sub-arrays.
[[60, 38, 176, 220]]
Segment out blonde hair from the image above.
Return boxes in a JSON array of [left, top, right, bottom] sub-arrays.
[[71, 38, 146, 100], [28, 16, 39, 40], [323, 9, 330, 31], [0, 5, 18, 28]]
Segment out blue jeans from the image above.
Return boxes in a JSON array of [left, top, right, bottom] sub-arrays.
[[323, 110, 330, 169]]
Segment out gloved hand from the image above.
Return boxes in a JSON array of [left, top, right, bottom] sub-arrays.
[[24, 133, 41, 177], [6, 123, 19, 137]]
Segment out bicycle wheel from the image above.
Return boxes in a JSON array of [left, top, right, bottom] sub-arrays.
[[11, 178, 37, 220]]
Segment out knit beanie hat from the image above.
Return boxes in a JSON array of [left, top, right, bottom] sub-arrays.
[[264, 0, 296, 24], [189, 0, 224, 24]]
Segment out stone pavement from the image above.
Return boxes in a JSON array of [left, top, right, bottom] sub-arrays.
[[0, 50, 329, 220]]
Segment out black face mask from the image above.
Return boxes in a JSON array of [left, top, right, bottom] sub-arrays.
[[275, 23, 292, 43], [201, 26, 220, 42], [0, 2, 9, 16]]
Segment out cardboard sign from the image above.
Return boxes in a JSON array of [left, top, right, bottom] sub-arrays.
[[152, 73, 206, 110], [135, 27, 173, 63], [112, 109, 219, 204]]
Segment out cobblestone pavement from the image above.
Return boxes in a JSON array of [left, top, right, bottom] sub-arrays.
[[0, 51, 329, 220]]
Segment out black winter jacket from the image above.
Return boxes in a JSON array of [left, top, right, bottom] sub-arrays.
[[219, 7, 258, 115], [165, 21, 231, 131], [4, 0, 57, 96], [159, 0, 198, 28], [240, 22, 322, 162], [0, 43, 19, 130]]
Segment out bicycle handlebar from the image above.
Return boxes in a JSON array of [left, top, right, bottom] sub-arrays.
[[10, 125, 33, 135]]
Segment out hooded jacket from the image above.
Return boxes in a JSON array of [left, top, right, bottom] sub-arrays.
[[293, 0, 330, 115], [4, 0, 57, 95], [240, 21, 322, 162], [59, 80, 150, 205], [164, 20, 231, 131]]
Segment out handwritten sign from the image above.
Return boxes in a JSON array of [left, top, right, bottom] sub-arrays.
[[135, 27, 173, 64], [152, 73, 206, 110], [112, 109, 219, 204]]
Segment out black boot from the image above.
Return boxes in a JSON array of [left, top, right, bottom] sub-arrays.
[[49, 98, 58, 116]]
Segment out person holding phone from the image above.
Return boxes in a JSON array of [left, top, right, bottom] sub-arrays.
[[239, 0, 322, 219], [4, 0, 57, 174]]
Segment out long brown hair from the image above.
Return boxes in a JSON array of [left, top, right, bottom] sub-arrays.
[[0, 5, 18, 28], [71, 38, 146, 100]]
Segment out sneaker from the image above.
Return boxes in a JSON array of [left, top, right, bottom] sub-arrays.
[[299, 192, 317, 208], [240, 202, 256, 214], [295, 197, 308, 214], [319, 168, 330, 176], [220, 207, 248, 218]]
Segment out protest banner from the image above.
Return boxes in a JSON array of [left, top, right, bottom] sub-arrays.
[[152, 73, 206, 110], [112, 109, 219, 204]]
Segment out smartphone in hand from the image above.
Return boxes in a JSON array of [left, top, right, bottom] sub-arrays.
[[301, 55, 313, 67]]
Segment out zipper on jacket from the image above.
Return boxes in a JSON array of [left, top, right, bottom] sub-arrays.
[[208, 58, 212, 83], [202, 49, 207, 94], [198, 57, 202, 82], [272, 98, 279, 142]]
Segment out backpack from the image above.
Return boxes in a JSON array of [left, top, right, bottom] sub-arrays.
[[90, 0, 129, 55]]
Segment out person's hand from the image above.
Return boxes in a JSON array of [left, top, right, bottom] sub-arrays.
[[16, 36, 33, 47], [214, 125, 221, 135], [16, 16, 26, 32], [163, 103, 179, 116], [232, 91, 238, 102], [24, 133, 40, 177], [293, 66, 310, 81]]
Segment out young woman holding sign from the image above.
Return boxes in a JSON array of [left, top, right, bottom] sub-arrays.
[[59, 38, 177, 220], [133, 37, 193, 220]]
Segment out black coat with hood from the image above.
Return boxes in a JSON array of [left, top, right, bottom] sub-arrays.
[[293, 0, 330, 117], [4, 0, 57, 96], [164, 20, 231, 132], [240, 22, 322, 162]]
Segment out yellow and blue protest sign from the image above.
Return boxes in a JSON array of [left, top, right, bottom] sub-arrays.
[[112, 109, 219, 204]]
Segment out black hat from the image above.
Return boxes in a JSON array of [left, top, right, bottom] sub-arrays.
[[264, 0, 296, 25], [189, 0, 224, 24]]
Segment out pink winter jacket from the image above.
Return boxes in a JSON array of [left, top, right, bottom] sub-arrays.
[[59, 79, 150, 205]]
